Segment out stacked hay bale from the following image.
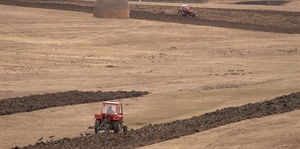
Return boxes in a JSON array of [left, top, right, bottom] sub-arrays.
[[93, 0, 130, 19]]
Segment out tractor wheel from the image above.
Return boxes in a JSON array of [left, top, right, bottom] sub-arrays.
[[113, 121, 123, 133], [94, 119, 100, 134]]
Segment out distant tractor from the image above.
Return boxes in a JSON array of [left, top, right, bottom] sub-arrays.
[[178, 5, 196, 17], [94, 101, 127, 134]]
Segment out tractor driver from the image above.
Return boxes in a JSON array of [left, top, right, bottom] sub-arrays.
[[106, 106, 115, 114]]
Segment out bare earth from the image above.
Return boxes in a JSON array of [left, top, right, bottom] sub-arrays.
[[0, 1, 300, 148]]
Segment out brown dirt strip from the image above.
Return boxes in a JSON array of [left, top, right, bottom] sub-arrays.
[[1, 0, 300, 34], [130, 10, 299, 33], [16, 91, 300, 149], [235, 0, 291, 6], [128, 0, 208, 3], [0, 0, 94, 13], [0, 90, 149, 116]]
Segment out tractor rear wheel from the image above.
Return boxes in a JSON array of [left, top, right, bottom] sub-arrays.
[[113, 121, 123, 133], [94, 119, 100, 134]]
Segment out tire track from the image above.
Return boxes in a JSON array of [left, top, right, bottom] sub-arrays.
[[0, 24, 36, 43]]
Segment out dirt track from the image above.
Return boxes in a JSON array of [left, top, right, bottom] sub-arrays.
[[18, 92, 300, 149], [1, 0, 300, 33]]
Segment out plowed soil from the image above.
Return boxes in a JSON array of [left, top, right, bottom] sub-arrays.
[[18, 92, 300, 149], [1, 0, 300, 148], [0, 90, 149, 116], [1, 0, 300, 34]]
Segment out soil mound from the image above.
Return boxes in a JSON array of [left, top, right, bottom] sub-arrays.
[[93, 0, 130, 19], [0, 90, 149, 116], [19, 92, 300, 149]]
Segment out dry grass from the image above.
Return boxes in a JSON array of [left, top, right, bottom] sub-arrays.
[[0, 3, 299, 148]]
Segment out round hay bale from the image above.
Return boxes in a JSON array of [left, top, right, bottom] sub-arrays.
[[93, 0, 130, 19]]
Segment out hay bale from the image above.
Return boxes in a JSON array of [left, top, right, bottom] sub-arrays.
[[93, 0, 130, 19]]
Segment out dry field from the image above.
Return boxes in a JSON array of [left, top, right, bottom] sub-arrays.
[[0, 0, 300, 148]]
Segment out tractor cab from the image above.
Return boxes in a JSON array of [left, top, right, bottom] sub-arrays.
[[101, 102, 123, 115], [94, 101, 127, 134], [180, 5, 190, 11]]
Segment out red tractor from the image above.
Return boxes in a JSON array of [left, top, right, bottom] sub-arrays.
[[94, 101, 127, 134], [178, 5, 196, 17]]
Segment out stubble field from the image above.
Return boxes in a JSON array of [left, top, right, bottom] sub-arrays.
[[0, 0, 300, 148]]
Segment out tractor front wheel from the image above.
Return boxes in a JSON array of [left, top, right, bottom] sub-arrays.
[[94, 119, 100, 134], [113, 121, 123, 133]]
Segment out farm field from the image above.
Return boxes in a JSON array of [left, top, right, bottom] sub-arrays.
[[0, 0, 299, 148]]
